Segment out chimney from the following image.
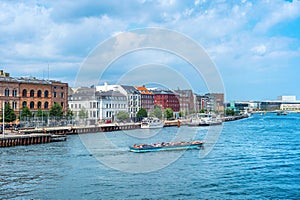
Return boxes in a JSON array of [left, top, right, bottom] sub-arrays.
[[4, 73, 10, 77], [0, 70, 3, 76]]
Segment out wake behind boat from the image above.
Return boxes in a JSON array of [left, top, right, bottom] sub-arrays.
[[141, 117, 164, 129], [129, 140, 205, 153]]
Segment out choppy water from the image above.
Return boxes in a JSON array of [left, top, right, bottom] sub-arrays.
[[1, 113, 300, 199]]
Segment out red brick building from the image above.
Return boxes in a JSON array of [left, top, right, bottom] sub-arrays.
[[0, 70, 68, 117], [152, 89, 180, 112], [135, 86, 154, 112]]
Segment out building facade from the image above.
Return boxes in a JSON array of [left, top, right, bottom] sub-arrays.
[[174, 89, 194, 114], [135, 86, 154, 113], [0, 70, 68, 118], [152, 89, 180, 112], [121, 85, 141, 118]]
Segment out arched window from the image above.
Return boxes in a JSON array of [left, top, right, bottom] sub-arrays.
[[13, 89, 17, 97], [30, 101, 34, 109], [12, 102, 17, 109], [44, 90, 49, 98], [22, 89, 27, 97], [37, 101, 42, 109], [30, 90, 34, 97], [4, 88, 9, 96], [44, 102, 49, 109], [22, 101, 27, 108], [37, 90, 42, 98]]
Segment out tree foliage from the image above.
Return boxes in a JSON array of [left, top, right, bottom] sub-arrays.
[[78, 107, 88, 119], [150, 105, 162, 119], [49, 102, 63, 117], [164, 108, 173, 120], [136, 108, 147, 118], [66, 109, 74, 117], [226, 109, 235, 116], [21, 106, 32, 118], [2, 103, 16, 123], [116, 111, 129, 121]]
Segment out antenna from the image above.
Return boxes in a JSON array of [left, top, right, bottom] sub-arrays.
[[48, 63, 50, 80]]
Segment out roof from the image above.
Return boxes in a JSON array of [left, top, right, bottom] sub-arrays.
[[121, 85, 140, 94], [135, 86, 153, 95]]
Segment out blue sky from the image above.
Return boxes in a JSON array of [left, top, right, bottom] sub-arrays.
[[1, 0, 300, 101]]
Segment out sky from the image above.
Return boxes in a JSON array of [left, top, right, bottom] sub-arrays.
[[1, 0, 300, 101]]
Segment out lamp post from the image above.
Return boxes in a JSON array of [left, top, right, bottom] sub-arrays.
[[2, 101, 5, 137]]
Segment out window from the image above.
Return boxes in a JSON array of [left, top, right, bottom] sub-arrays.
[[54, 92, 57, 98], [22, 89, 27, 97], [61, 92, 64, 98], [4, 88, 9, 96], [13, 89, 17, 97], [37, 90, 42, 98], [22, 101, 27, 108], [37, 101, 42, 109], [44, 90, 49, 98], [12, 102, 17, 109], [30, 90, 34, 97], [30, 101, 34, 109], [44, 102, 49, 109], [61, 102, 64, 108]]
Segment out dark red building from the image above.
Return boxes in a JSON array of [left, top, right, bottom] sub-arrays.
[[152, 89, 180, 112]]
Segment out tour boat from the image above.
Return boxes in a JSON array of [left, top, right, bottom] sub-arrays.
[[129, 140, 205, 153], [141, 117, 164, 129]]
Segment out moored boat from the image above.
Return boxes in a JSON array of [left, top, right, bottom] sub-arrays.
[[141, 117, 164, 129], [129, 140, 205, 153]]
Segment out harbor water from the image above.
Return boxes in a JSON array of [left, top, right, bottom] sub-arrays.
[[1, 113, 300, 199]]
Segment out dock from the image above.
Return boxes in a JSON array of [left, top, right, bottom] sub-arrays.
[[0, 134, 52, 147]]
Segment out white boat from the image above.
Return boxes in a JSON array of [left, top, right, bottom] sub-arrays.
[[187, 113, 222, 126], [141, 117, 164, 129]]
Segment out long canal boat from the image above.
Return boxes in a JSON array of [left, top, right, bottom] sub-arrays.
[[129, 140, 205, 153]]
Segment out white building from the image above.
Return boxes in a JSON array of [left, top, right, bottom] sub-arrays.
[[68, 87, 99, 125], [96, 83, 141, 119], [97, 90, 127, 122], [277, 96, 296, 101]]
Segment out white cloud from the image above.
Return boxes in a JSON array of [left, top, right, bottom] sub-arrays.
[[251, 44, 267, 56], [254, 0, 300, 33]]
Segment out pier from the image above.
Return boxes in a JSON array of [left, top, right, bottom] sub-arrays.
[[0, 134, 52, 147]]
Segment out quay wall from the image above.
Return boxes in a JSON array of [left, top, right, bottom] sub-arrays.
[[0, 134, 52, 147]]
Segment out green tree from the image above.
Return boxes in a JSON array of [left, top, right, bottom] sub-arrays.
[[66, 109, 74, 117], [164, 108, 173, 120], [49, 102, 63, 117], [200, 109, 206, 113], [20, 106, 32, 118], [150, 105, 162, 119], [116, 111, 129, 121], [226, 109, 235, 116], [78, 107, 88, 119], [136, 108, 147, 118], [179, 111, 183, 118], [2, 103, 16, 123]]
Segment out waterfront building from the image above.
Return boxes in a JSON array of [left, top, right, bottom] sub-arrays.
[[120, 85, 141, 119], [68, 87, 99, 125], [97, 90, 127, 122], [174, 89, 194, 114], [152, 89, 180, 113], [96, 83, 141, 119], [0, 70, 68, 117], [206, 93, 225, 112], [135, 86, 154, 113], [194, 94, 216, 112], [251, 96, 300, 111]]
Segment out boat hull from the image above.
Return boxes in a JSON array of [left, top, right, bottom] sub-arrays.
[[129, 143, 204, 153]]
